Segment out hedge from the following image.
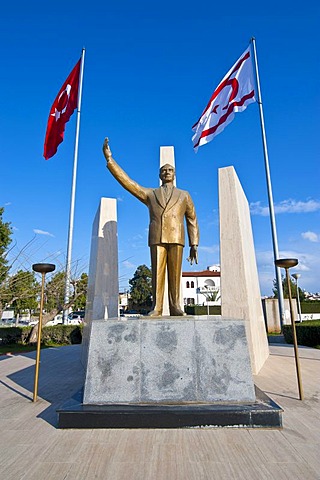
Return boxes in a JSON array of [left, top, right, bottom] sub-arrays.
[[0, 325, 83, 345], [282, 320, 320, 347], [185, 305, 221, 315], [300, 302, 320, 314]]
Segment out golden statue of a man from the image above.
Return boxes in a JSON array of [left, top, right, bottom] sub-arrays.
[[103, 138, 199, 317]]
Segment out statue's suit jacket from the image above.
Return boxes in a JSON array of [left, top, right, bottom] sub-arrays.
[[107, 158, 199, 247]]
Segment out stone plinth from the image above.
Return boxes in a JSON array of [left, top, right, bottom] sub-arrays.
[[219, 167, 269, 375], [83, 316, 255, 405]]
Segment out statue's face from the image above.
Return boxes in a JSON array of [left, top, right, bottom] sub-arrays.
[[159, 164, 175, 184]]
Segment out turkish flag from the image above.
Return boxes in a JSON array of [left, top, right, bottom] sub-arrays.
[[43, 59, 81, 160]]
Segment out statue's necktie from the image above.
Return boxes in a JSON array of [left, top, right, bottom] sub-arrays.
[[163, 185, 172, 203]]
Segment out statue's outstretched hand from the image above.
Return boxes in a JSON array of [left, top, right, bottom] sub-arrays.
[[187, 245, 198, 265], [103, 137, 112, 162]]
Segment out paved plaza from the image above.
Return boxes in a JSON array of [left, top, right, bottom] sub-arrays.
[[0, 342, 319, 479]]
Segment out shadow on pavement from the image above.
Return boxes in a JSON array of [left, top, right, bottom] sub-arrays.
[[6, 345, 84, 428]]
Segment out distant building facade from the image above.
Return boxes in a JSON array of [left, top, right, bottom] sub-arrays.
[[182, 265, 221, 306]]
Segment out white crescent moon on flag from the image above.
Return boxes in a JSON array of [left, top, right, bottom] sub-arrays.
[[51, 84, 72, 121]]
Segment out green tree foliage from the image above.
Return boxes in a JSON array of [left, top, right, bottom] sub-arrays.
[[28, 270, 88, 344], [273, 275, 305, 301], [44, 271, 88, 312], [9, 270, 39, 314], [0, 207, 12, 283], [45, 271, 66, 312], [202, 289, 221, 303], [129, 264, 152, 307], [72, 273, 88, 310]]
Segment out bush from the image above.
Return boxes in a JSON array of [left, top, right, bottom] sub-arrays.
[[301, 302, 320, 314], [282, 320, 320, 347], [185, 305, 221, 315], [0, 327, 31, 345], [42, 325, 83, 345], [0, 325, 83, 345]]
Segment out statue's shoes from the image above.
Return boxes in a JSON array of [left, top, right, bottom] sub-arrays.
[[148, 310, 162, 317], [169, 309, 187, 316]]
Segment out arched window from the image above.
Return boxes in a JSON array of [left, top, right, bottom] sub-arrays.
[[204, 279, 215, 287], [186, 281, 190, 288], [191, 281, 194, 288]]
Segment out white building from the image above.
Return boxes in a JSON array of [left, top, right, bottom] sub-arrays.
[[182, 266, 221, 306], [119, 291, 129, 309]]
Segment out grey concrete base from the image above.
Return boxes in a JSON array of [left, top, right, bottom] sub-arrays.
[[58, 386, 282, 429], [83, 316, 255, 405]]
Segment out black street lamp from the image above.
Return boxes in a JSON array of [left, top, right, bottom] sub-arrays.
[[32, 263, 55, 402], [275, 258, 304, 400]]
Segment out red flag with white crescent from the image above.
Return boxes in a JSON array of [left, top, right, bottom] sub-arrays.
[[43, 59, 81, 160], [192, 46, 256, 151]]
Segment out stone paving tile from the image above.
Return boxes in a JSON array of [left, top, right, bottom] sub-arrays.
[[0, 344, 319, 480], [21, 462, 74, 480], [260, 461, 319, 480]]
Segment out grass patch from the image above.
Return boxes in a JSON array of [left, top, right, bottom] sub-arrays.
[[0, 342, 69, 355]]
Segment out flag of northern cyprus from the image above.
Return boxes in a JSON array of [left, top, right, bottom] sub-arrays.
[[192, 46, 256, 151]]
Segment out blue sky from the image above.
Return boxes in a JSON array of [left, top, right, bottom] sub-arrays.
[[1, 1, 319, 295]]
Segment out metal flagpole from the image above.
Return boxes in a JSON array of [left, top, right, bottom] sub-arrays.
[[250, 37, 285, 327], [63, 48, 86, 323]]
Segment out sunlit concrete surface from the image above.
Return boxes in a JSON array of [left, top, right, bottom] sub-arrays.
[[0, 343, 319, 479]]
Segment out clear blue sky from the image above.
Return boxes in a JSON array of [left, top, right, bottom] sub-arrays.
[[1, 0, 319, 295]]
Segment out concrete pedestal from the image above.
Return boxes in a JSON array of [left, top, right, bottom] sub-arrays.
[[83, 316, 255, 405], [58, 316, 282, 429]]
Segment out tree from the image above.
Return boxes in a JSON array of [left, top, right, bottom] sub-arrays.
[[44, 271, 66, 312], [0, 207, 89, 336], [0, 207, 12, 283], [44, 271, 88, 312], [72, 272, 88, 310], [273, 275, 305, 301], [0, 269, 39, 318], [129, 265, 152, 308], [203, 289, 221, 303], [9, 270, 39, 315], [28, 270, 88, 343]]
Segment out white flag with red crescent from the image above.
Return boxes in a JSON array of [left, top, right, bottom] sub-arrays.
[[192, 46, 256, 151]]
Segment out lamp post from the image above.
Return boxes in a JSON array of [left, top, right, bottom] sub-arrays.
[[275, 258, 304, 400], [32, 263, 55, 402], [292, 273, 302, 323]]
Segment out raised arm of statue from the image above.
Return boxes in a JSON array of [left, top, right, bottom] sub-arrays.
[[103, 137, 113, 163], [102, 137, 149, 205]]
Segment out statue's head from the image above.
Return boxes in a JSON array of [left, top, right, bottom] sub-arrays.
[[159, 164, 175, 184]]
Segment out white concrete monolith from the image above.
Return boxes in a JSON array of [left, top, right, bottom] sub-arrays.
[[219, 167, 269, 375], [85, 197, 119, 321], [82, 198, 119, 368]]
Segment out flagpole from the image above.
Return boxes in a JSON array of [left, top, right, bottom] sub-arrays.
[[63, 48, 86, 323], [250, 37, 285, 328]]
